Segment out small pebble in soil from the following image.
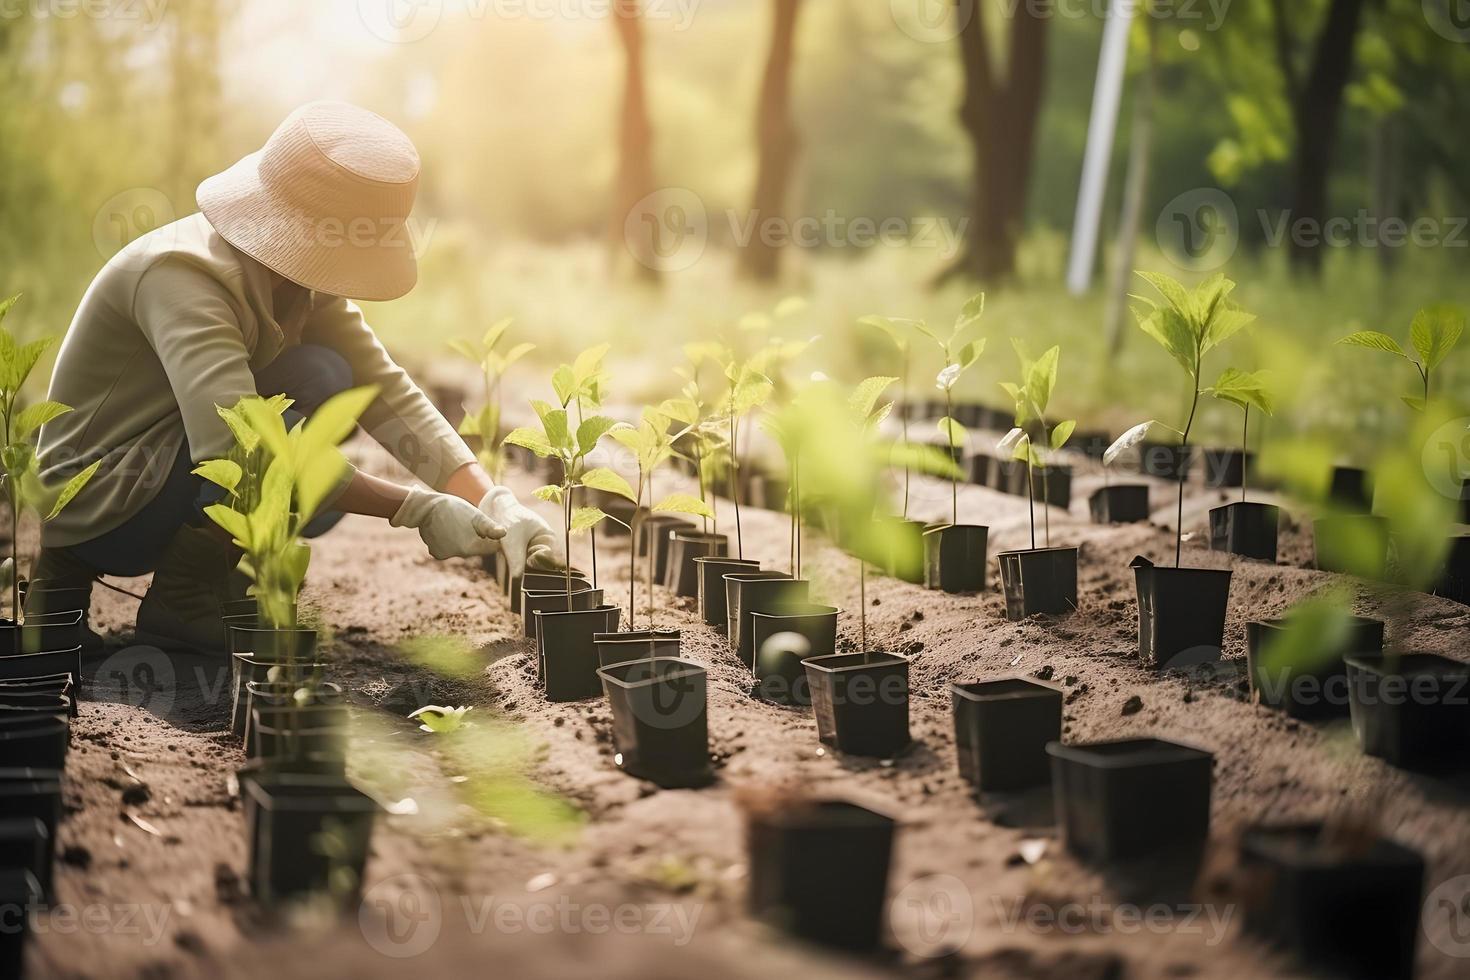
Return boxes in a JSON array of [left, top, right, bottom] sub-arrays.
[[121, 783, 151, 806], [175, 931, 206, 955], [61, 845, 92, 869], [1121, 695, 1144, 716], [553, 717, 565, 727], [1182, 690, 1195, 703], [1064, 675, 1079, 686], [1064, 684, 1089, 705], [1034, 665, 1054, 681]]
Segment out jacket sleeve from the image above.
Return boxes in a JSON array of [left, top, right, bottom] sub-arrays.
[[303, 295, 475, 490], [131, 259, 260, 463]]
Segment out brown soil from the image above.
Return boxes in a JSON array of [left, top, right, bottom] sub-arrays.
[[21, 449, 1470, 980]]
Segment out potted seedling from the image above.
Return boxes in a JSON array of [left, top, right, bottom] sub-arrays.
[[742, 790, 896, 952], [858, 315, 931, 568], [553, 344, 614, 589], [1245, 593, 1384, 721], [503, 398, 628, 700], [718, 353, 774, 561], [1205, 368, 1280, 561], [1233, 820, 1425, 980], [902, 293, 988, 593], [1109, 272, 1253, 669], [642, 396, 725, 599], [995, 342, 1079, 619], [449, 316, 534, 581], [0, 295, 100, 669]]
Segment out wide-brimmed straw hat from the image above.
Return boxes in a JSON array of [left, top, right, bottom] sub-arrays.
[[198, 101, 421, 301]]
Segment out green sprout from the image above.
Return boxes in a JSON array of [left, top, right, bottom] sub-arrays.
[[858, 315, 914, 519], [450, 317, 535, 482], [718, 353, 774, 560], [503, 394, 631, 610], [0, 294, 101, 622], [1338, 305, 1465, 412], [672, 342, 729, 534], [1108, 272, 1255, 567], [608, 405, 713, 629], [1204, 368, 1275, 504], [916, 292, 986, 527], [553, 344, 612, 587], [196, 386, 380, 634], [997, 342, 1076, 550], [409, 705, 473, 733]]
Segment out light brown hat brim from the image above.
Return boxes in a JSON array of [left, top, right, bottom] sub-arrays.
[[198, 150, 418, 302]]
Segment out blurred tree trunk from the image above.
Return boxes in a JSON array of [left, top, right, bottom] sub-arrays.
[[611, 0, 659, 282], [1104, 13, 1159, 359], [939, 1, 1050, 287], [738, 0, 804, 282], [1270, 0, 1368, 275], [1369, 114, 1401, 274]]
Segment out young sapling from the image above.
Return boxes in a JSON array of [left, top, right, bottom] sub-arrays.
[[449, 317, 534, 482], [997, 342, 1076, 550], [858, 316, 915, 518], [1204, 368, 1275, 504], [1338, 306, 1464, 412], [921, 293, 987, 526]]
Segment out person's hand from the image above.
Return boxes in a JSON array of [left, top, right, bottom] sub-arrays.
[[480, 487, 564, 578], [391, 486, 505, 560]]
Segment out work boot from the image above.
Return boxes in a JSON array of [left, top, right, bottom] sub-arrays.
[[135, 525, 244, 653], [29, 548, 106, 653]]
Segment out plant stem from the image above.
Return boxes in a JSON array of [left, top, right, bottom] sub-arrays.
[[564, 491, 573, 613], [945, 386, 957, 526], [1177, 382, 1201, 569], [1241, 406, 1250, 505], [576, 395, 598, 590], [1042, 463, 1051, 548], [901, 349, 911, 520], [629, 469, 643, 630], [1026, 457, 1036, 551], [5, 403, 16, 625], [730, 403, 744, 559]]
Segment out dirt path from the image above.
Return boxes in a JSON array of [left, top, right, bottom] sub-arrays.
[[26, 447, 1470, 980]]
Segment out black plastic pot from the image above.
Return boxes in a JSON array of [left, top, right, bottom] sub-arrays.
[[1246, 616, 1383, 720], [637, 516, 697, 585], [0, 609, 82, 658], [664, 532, 728, 598], [594, 629, 681, 668], [726, 574, 809, 668], [1139, 442, 1193, 480], [241, 770, 378, 907], [0, 867, 40, 978], [746, 799, 894, 952], [0, 715, 68, 770], [535, 604, 621, 701], [695, 557, 761, 629], [1131, 557, 1231, 670], [922, 524, 988, 594], [968, 452, 994, 487], [509, 570, 589, 616], [0, 647, 82, 709], [1035, 466, 1072, 509], [1345, 653, 1470, 771], [1313, 515, 1389, 578], [1070, 431, 1112, 462], [1089, 485, 1149, 524], [1202, 449, 1251, 489], [803, 652, 910, 758], [879, 518, 926, 584], [0, 674, 74, 718], [1047, 738, 1213, 861], [1238, 823, 1424, 980], [995, 458, 1029, 496], [596, 658, 711, 788], [229, 627, 322, 741], [247, 681, 346, 764], [1209, 501, 1279, 562], [521, 585, 604, 639], [998, 547, 1078, 620], [750, 604, 838, 706], [0, 817, 47, 933], [0, 769, 61, 901], [1330, 466, 1373, 513], [746, 473, 789, 512], [1433, 533, 1470, 605], [951, 678, 1062, 792]]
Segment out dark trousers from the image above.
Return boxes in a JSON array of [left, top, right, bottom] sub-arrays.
[[66, 344, 354, 576]]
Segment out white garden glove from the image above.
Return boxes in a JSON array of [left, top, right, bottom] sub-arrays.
[[480, 487, 564, 578], [391, 486, 506, 560]]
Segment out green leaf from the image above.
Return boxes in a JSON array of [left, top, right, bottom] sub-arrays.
[[1338, 331, 1407, 358], [203, 502, 252, 547], [44, 459, 100, 521], [217, 405, 259, 454], [937, 416, 967, 448], [580, 466, 636, 501], [1207, 368, 1276, 416], [551, 365, 577, 406], [504, 427, 554, 457], [532, 484, 564, 503], [192, 459, 243, 494], [911, 319, 941, 346], [239, 397, 293, 463], [570, 506, 609, 532], [457, 413, 481, 437], [1136, 270, 1191, 314], [0, 294, 19, 326], [500, 342, 535, 369], [448, 338, 482, 364], [849, 376, 898, 422], [653, 493, 714, 520], [954, 292, 986, 335], [1025, 345, 1060, 414], [957, 338, 987, 370], [857, 315, 912, 353], [410, 705, 473, 733], [1201, 306, 1256, 354], [1135, 305, 1198, 375], [12, 400, 71, 441], [1401, 395, 1427, 413], [1, 337, 55, 392], [530, 405, 572, 453], [576, 415, 621, 456], [1050, 419, 1076, 451], [483, 317, 514, 352], [1409, 305, 1465, 371], [572, 343, 612, 386], [296, 447, 350, 521], [301, 385, 378, 455]]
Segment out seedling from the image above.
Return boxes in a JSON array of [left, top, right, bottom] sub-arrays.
[[1107, 272, 1254, 567], [671, 342, 729, 535], [196, 386, 380, 633], [608, 406, 713, 628], [719, 353, 774, 559], [409, 705, 472, 733], [997, 342, 1076, 550], [1338, 306, 1465, 412], [858, 316, 914, 518], [1204, 368, 1275, 504], [0, 294, 100, 623], [503, 397, 630, 610], [450, 317, 534, 482], [554, 344, 612, 587], [919, 293, 987, 526]]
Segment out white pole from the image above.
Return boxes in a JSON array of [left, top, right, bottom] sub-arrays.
[[1066, 0, 1137, 295]]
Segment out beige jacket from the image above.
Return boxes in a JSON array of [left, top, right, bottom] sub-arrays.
[[37, 212, 473, 547]]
